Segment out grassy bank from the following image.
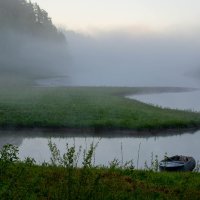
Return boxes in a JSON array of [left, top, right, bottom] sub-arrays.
[[0, 144, 200, 200], [1, 163, 200, 200], [0, 86, 200, 131]]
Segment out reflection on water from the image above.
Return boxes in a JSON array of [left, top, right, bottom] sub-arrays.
[[0, 129, 199, 168], [0, 132, 23, 149], [127, 90, 200, 112]]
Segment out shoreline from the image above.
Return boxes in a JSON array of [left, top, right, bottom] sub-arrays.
[[0, 126, 199, 138]]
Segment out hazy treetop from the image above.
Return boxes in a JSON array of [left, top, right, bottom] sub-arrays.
[[0, 0, 65, 42], [0, 0, 68, 80]]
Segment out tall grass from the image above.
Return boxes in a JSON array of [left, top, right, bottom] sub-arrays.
[[1, 143, 200, 199]]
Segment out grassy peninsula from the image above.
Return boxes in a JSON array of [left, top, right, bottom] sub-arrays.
[[0, 86, 200, 131]]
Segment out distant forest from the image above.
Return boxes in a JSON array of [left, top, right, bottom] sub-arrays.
[[0, 0, 65, 41], [0, 0, 67, 79]]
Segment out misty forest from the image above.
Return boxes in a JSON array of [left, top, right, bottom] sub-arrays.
[[0, 0, 67, 80], [1, 0, 200, 199]]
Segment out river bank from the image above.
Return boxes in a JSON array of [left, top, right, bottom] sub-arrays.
[[1, 144, 200, 200]]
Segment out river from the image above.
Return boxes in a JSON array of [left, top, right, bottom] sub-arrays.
[[1, 89, 200, 168], [0, 128, 199, 168]]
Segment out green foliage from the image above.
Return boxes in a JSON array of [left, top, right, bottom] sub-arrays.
[[0, 162, 200, 199], [48, 139, 98, 168], [144, 153, 159, 172], [109, 158, 121, 169], [24, 157, 36, 166], [0, 143, 200, 199], [0, 144, 19, 163], [109, 158, 135, 170], [63, 144, 77, 168], [0, 0, 66, 78], [82, 142, 98, 168], [48, 140, 63, 166], [0, 0, 64, 41]]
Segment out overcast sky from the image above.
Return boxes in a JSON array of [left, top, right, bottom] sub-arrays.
[[34, 0, 200, 33]]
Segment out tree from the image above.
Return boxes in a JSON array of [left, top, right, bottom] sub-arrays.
[[0, 0, 65, 41], [0, 0, 67, 78]]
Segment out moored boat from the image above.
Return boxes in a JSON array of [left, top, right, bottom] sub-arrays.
[[159, 155, 196, 172]]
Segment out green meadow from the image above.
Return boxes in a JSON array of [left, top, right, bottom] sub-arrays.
[[0, 86, 200, 131]]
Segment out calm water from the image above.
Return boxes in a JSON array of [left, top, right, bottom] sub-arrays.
[[127, 90, 200, 112], [0, 129, 199, 168]]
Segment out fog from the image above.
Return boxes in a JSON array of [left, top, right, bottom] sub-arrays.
[[0, 0, 69, 87], [0, 29, 68, 80], [1, 25, 200, 88], [1, 1, 200, 88], [65, 28, 200, 87]]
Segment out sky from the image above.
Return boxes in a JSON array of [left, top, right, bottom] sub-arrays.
[[34, 0, 200, 33]]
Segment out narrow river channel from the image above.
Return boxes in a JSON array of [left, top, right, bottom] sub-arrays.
[[0, 128, 199, 168]]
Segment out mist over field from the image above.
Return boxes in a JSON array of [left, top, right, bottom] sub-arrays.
[[2, 25, 200, 88], [66, 28, 200, 87]]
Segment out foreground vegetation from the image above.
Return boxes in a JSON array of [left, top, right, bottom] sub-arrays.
[[2, 164, 200, 200], [0, 86, 200, 131], [0, 143, 200, 200]]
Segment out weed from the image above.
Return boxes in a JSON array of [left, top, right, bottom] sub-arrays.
[[24, 157, 36, 166], [0, 144, 19, 163], [48, 139, 62, 166], [144, 153, 159, 172], [109, 158, 121, 169], [0, 143, 200, 199]]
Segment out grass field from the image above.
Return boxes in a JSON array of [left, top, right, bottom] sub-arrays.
[[0, 86, 200, 131], [2, 164, 200, 200], [0, 143, 200, 200]]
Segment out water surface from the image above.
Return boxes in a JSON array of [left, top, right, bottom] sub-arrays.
[[0, 129, 199, 168], [127, 90, 200, 112]]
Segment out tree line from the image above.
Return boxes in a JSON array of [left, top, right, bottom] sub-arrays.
[[0, 0, 65, 41], [0, 0, 67, 79]]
